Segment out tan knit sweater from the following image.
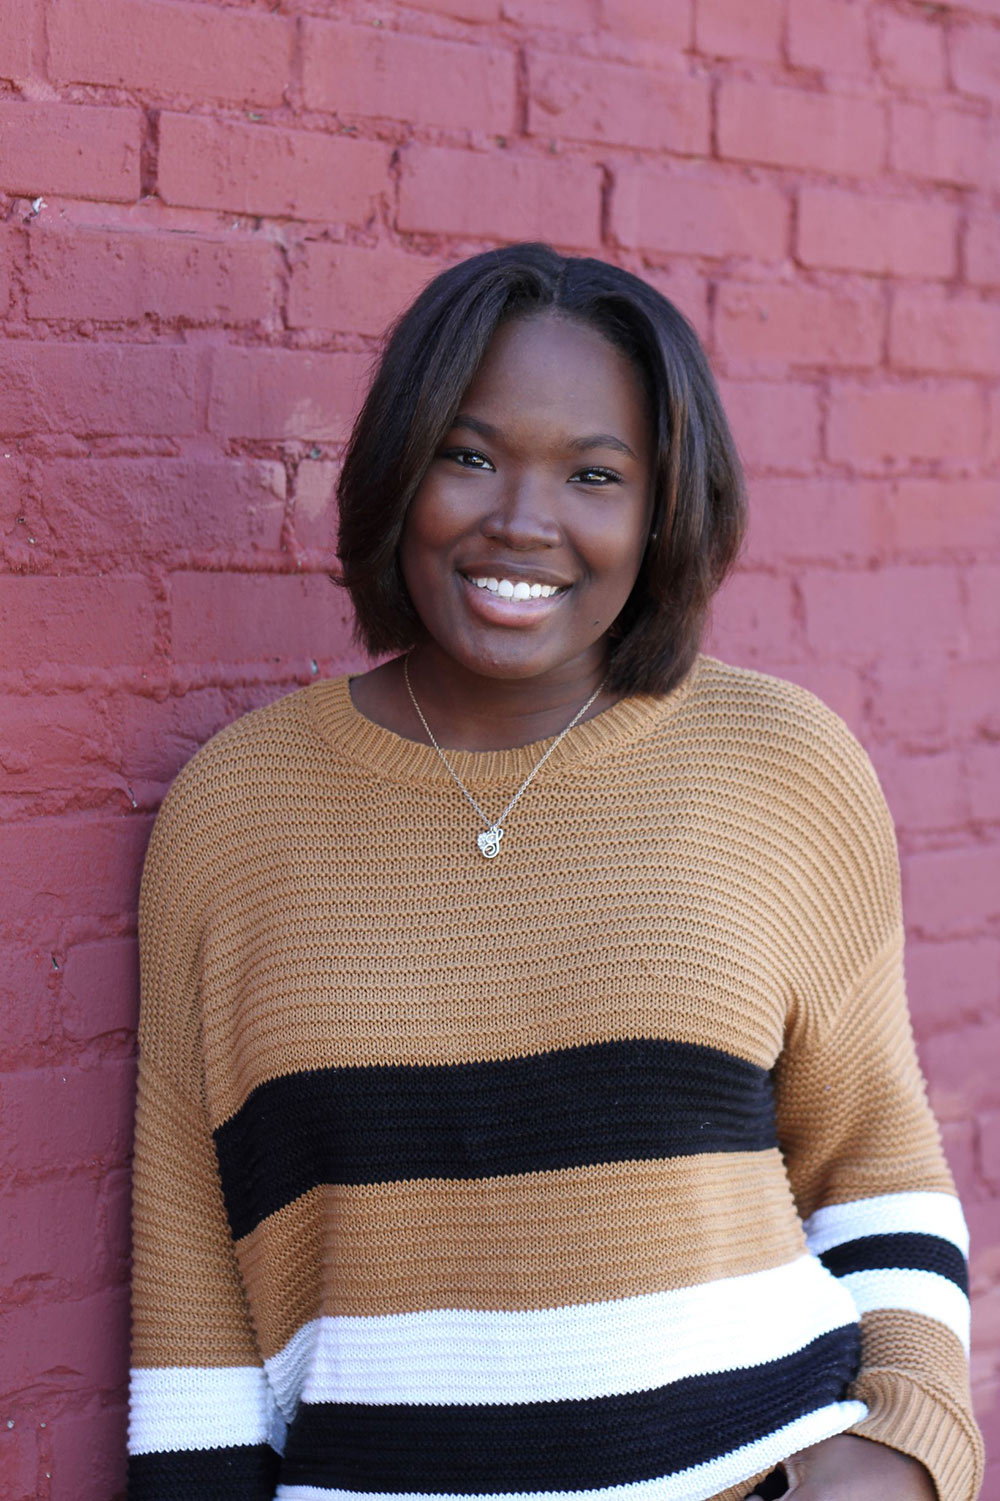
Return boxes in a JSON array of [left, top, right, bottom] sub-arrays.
[[128, 655, 983, 1501]]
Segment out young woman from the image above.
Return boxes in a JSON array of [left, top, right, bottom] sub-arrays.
[[127, 245, 982, 1500]]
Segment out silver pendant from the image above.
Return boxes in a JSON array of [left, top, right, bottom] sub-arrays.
[[477, 825, 504, 859]]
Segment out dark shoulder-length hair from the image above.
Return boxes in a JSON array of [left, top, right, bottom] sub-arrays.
[[336, 243, 745, 696]]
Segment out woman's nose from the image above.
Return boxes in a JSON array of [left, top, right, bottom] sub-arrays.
[[479, 474, 562, 550]]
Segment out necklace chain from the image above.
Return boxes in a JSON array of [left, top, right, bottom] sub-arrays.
[[403, 655, 606, 858]]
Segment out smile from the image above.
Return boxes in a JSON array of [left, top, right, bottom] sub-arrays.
[[465, 576, 566, 600]]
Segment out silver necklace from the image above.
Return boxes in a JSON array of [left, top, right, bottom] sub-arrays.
[[403, 655, 607, 859]]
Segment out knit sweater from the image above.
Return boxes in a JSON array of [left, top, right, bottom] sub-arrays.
[[127, 655, 983, 1501]]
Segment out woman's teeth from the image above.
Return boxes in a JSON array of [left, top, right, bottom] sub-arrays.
[[469, 577, 561, 600]]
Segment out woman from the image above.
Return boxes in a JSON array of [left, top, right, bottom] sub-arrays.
[[127, 245, 982, 1500]]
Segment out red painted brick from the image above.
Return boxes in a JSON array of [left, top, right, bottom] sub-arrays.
[[980, 1111, 1000, 1192], [600, 0, 691, 48], [49, 0, 291, 105], [890, 99, 993, 189], [704, 571, 800, 665], [398, 146, 602, 248], [1, 1176, 103, 1293], [288, 242, 445, 336], [0, 946, 59, 1060], [715, 281, 882, 369], [60, 939, 138, 1041], [788, 0, 870, 75], [0, 343, 199, 438], [802, 565, 964, 662], [48, 1403, 128, 1501], [742, 478, 887, 567], [968, 745, 1000, 824], [0, 693, 115, 794], [26, 227, 277, 325], [613, 168, 789, 261], [409, 0, 499, 18], [966, 215, 1000, 289], [716, 379, 822, 473], [0, 1286, 128, 1400], [106, 685, 230, 786], [694, 0, 782, 62], [0, 1417, 38, 1500], [39, 456, 285, 560], [170, 571, 348, 663], [873, 8, 947, 91], [947, 664, 1000, 745], [905, 846, 1000, 939], [906, 938, 1000, 1035], [883, 479, 1000, 555], [876, 749, 968, 833], [291, 460, 339, 554], [0, 816, 150, 927], [0, 577, 157, 670], [0, 227, 14, 314], [0, 0, 35, 79], [208, 348, 368, 442], [797, 187, 956, 278], [502, 0, 597, 25], [0, 102, 140, 203], [950, 22, 1000, 102], [827, 382, 984, 468], [967, 565, 1000, 651], [158, 114, 389, 224], [302, 22, 515, 134], [527, 51, 709, 154], [718, 81, 885, 176], [890, 290, 1000, 377], [0, 1060, 135, 1173]]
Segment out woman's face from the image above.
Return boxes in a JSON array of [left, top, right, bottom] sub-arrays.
[[399, 313, 655, 688]]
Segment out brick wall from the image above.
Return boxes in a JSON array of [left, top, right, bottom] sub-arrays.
[[1, 1, 998, 1496]]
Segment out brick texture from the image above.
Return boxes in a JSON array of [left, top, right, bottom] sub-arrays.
[[48, 0, 292, 104], [0, 102, 140, 201], [3, 1, 999, 1495]]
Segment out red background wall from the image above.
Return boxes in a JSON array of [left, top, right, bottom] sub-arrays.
[[1, 1, 998, 1496]]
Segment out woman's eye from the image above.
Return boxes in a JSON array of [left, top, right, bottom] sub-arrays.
[[572, 466, 624, 486], [442, 448, 494, 471]]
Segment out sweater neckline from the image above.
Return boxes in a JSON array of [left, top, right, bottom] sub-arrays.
[[307, 657, 702, 785]]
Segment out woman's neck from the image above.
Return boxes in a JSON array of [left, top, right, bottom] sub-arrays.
[[351, 646, 618, 753]]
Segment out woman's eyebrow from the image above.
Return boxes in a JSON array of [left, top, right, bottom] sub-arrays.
[[568, 433, 638, 460], [450, 415, 638, 462]]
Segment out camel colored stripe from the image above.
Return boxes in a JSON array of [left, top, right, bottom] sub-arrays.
[[234, 1153, 804, 1361]]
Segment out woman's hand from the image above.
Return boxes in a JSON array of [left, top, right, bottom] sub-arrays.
[[779, 1434, 936, 1497]]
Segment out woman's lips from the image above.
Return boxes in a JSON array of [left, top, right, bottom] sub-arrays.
[[458, 571, 569, 626]]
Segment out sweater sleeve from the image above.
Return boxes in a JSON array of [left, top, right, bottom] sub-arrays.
[[771, 728, 983, 1501], [127, 769, 283, 1499]]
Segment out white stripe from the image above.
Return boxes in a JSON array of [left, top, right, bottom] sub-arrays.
[[264, 1255, 860, 1413], [841, 1267, 971, 1353], [128, 1365, 287, 1456], [275, 1399, 868, 1501], [804, 1191, 969, 1257]]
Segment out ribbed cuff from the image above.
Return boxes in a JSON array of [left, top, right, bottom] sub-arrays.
[[847, 1371, 984, 1501]]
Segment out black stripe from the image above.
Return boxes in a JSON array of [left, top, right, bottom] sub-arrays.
[[214, 1038, 777, 1241], [127, 1442, 280, 1499], [281, 1325, 861, 1494], [820, 1232, 969, 1294]]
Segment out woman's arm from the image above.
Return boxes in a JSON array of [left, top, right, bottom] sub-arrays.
[[772, 733, 983, 1501], [127, 770, 282, 1499]]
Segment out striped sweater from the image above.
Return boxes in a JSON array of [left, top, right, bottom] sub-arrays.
[[128, 655, 983, 1501]]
